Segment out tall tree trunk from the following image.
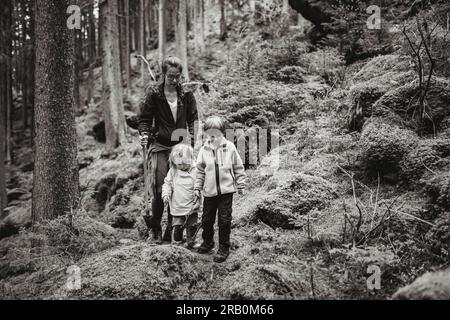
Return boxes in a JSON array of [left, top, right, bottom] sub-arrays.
[[21, 1, 29, 130], [32, 0, 80, 222], [0, 1, 11, 217], [177, 0, 189, 80], [219, 0, 227, 40], [28, 0, 36, 146], [118, 0, 125, 87], [100, 0, 126, 151], [200, 0, 205, 51], [124, 0, 131, 95], [195, 0, 205, 54], [5, 1, 13, 164], [0, 102, 5, 218], [134, 0, 140, 56], [139, 0, 146, 84], [73, 26, 82, 114], [88, 0, 96, 103], [158, 0, 167, 64]]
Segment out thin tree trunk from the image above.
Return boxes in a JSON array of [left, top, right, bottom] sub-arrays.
[[73, 27, 82, 114], [33, 0, 80, 222], [125, 0, 131, 95], [177, 0, 189, 80], [139, 0, 146, 84], [0, 2, 11, 218], [0, 101, 6, 217], [100, 0, 126, 151], [28, 0, 36, 146], [5, 1, 13, 164], [200, 0, 205, 51], [193, 0, 205, 54], [118, 0, 125, 87], [88, 0, 96, 103], [219, 0, 227, 40], [158, 0, 167, 64], [21, 1, 29, 130], [134, 0, 140, 56]]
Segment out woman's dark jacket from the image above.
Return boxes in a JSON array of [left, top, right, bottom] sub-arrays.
[[138, 82, 198, 147]]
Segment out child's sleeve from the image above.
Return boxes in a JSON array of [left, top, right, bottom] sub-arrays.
[[162, 168, 174, 199], [232, 145, 246, 191], [194, 148, 206, 192]]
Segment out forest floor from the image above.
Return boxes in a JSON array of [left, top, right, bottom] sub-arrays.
[[1, 27, 449, 300]]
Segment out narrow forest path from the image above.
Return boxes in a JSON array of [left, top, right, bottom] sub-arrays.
[[49, 75, 373, 300]]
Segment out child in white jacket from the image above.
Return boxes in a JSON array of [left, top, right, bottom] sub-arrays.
[[162, 143, 200, 248], [194, 116, 246, 263]]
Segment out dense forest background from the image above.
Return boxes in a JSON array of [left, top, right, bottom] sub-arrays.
[[0, 0, 450, 299]]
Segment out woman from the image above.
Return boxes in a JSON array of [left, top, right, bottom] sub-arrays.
[[138, 56, 198, 243]]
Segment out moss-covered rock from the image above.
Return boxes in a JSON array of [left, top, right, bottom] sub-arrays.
[[57, 244, 205, 299], [422, 171, 450, 212], [372, 77, 450, 133], [268, 65, 305, 84], [226, 105, 275, 128], [359, 118, 419, 176], [253, 173, 337, 229], [393, 267, 450, 300], [400, 138, 450, 183], [426, 212, 450, 258], [352, 54, 412, 83], [347, 82, 390, 131]]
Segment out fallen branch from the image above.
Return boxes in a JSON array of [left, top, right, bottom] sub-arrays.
[[390, 209, 436, 227]]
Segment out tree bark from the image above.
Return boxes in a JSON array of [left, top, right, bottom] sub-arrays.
[[193, 0, 205, 54], [32, 0, 80, 222], [5, 1, 13, 164], [124, 0, 131, 95], [28, 0, 36, 146], [0, 101, 5, 217], [177, 0, 189, 80], [21, 0, 29, 130], [0, 1, 10, 217], [88, 0, 96, 103], [100, 0, 126, 151], [73, 22, 82, 114], [219, 0, 227, 40], [139, 0, 146, 83], [158, 0, 167, 64]]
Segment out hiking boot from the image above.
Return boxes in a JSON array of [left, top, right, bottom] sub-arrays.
[[213, 246, 229, 263], [185, 226, 197, 249], [149, 230, 162, 244], [162, 226, 172, 242], [172, 226, 183, 245], [197, 241, 214, 254]]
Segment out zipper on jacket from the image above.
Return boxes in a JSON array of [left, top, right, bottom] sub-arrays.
[[212, 149, 222, 195]]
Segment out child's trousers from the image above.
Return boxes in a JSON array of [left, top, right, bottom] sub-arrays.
[[201, 193, 233, 250], [172, 213, 198, 244]]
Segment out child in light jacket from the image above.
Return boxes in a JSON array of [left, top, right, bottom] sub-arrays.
[[162, 143, 200, 248], [194, 116, 246, 263]]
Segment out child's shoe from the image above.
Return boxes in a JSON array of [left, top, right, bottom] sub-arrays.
[[172, 226, 183, 245], [197, 241, 214, 254], [162, 226, 172, 242], [149, 230, 162, 245], [185, 226, 197, 249], [213, 246, 229, 263]]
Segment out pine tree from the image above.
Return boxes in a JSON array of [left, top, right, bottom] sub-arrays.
[[99, 0, 127, 151], [32, 0, 80, 221]]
